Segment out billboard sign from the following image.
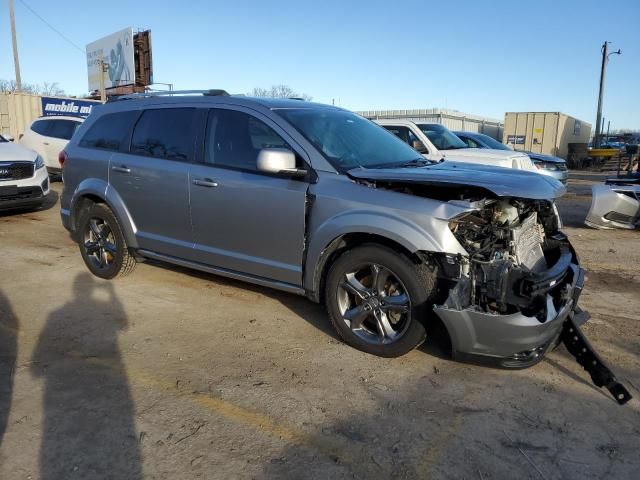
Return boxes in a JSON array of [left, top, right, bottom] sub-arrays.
[[41, 97, 100, 118], [86, 28, 135, 91]]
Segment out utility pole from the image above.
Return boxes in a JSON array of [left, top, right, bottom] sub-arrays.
[[9, 0, 22, 91], [594, 41, 621, 147], [606, 120, 610, 144]]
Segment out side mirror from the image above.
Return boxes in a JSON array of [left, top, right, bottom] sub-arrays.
[[4, 134, 15, 142], [257, 148, 307, 177], [412, 140, 427, 153]]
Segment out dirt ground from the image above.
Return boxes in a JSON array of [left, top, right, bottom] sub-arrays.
[[1, 175, 639, 480]]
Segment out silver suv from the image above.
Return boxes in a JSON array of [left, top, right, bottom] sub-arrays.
[[59, 91, 630, 402]]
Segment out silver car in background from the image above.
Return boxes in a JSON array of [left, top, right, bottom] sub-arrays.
[[59, 91, 630, 403]]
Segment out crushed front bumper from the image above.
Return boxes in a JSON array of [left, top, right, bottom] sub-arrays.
[[434, 263, 585, 368], [434, 248, 632, 404]]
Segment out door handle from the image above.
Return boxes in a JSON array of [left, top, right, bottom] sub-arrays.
[[193, 178, 219, 188], [43, 142, 49, 146], [111, 165, 131, 174]]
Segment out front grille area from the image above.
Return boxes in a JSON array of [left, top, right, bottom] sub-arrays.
[[0, 162, 34, 181], [0, 186, 42, 201]]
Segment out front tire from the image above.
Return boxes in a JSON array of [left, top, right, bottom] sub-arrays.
[[325, 245, 437, 358], [77, 203, 136, 279]]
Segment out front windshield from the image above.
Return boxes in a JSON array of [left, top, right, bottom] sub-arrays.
[[275, 108, 423, 170], [417, 124, 468, 150], [477, 133, 511, 151]]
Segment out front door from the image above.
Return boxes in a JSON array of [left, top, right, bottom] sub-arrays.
[[189, 107, 309, 286], [108, 107, 197, 259]]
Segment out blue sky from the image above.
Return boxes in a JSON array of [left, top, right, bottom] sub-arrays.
[[1, 0, 639, 128]]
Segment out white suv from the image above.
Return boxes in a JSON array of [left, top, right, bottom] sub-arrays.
[[0, 133, 50, 210], [376, 120, 536, 171], [19, 116, 83, 174]]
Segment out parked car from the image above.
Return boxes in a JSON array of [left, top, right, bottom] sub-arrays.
[[19, 116, 84, 175], [59, 91, 630, 403], [375, 120, 536, 171], [585, 174, 640, 230], [454, 131, 569, 184], [0, 132, 50, 210]]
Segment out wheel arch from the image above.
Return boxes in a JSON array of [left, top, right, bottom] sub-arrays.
[[305, 231, 434, 304], [70, 180, 138, 248]]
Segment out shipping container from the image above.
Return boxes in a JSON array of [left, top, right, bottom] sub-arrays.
[[357, 108, 504, 140], [0, 92, 41, 139], [503, 112, 591, 160]]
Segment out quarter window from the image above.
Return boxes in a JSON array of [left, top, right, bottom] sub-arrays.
[[79, 111, 139, 151], [47, 119, 82, 140], [131, 108, 197, 161], [205, 109, 292, 171], [31, 120, 51, 136]]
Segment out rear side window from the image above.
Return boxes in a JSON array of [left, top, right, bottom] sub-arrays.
[[47, 119, 81, 140], [130, 108, 196, 161], [79, 111, 139, 151], [31, 120, 51, 136]]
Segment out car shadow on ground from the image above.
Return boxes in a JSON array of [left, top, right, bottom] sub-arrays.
[[0, 189, 59, 219]]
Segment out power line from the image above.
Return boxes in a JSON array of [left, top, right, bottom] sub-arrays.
[[17, 0, 85, 54]]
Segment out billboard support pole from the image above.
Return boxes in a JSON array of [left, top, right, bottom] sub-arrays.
[[99, 60, 108, 102]]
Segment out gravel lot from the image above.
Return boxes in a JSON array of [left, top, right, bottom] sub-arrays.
[[1, 176, 639, 479]]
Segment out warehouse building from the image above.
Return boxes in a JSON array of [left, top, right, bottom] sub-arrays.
[[357, 108, 504, 140], [503, 112, 591, 160]]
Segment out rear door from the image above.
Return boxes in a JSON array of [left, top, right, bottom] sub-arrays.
[[188, 106, 309, 285], [108, 107, 199, 259]]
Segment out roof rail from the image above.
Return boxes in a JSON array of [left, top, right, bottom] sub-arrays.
[[112, 89, 230, 101]]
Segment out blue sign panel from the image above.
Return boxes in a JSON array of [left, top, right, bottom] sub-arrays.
[[41, 97, 100, 118]]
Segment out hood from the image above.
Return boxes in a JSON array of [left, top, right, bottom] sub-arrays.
[[441, 148, 529, 160], [440, 148, 536, 171], [348, 161, 566, 200], [0, 142, 37, 162], [525, 151, 565, 164]]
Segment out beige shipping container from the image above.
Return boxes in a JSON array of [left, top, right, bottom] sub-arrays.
[[503, 112, 591, 159], [0, 92, 43, 139]]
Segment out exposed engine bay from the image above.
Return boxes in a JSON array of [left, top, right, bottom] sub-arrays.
[[445, 198, 568, 318]]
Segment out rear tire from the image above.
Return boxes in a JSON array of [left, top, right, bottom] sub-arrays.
[[325, 244, 437, 358], [77, 203, 136, 279]]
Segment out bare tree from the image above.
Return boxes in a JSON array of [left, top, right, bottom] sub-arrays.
[[248, 84, 312, 101], [0, 78, 66, 96]]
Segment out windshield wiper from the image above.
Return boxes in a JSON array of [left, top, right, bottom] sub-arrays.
[[399, 158, 437, 167]]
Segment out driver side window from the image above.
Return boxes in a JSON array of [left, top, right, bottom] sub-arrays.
[[205, 109, 292, 171]]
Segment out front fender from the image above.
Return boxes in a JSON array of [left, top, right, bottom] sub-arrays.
[[69, 179, 138, 248], [303, 210, 464, 298]]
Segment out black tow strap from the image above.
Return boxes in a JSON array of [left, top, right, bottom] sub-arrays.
[[562, 314, 632, 405]]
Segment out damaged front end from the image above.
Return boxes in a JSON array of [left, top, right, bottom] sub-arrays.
[[347, 165, 632, 404], [434, 197, 631, 404]]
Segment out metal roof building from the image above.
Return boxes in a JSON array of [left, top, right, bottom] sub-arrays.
[[356, 108, 504, 140]]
